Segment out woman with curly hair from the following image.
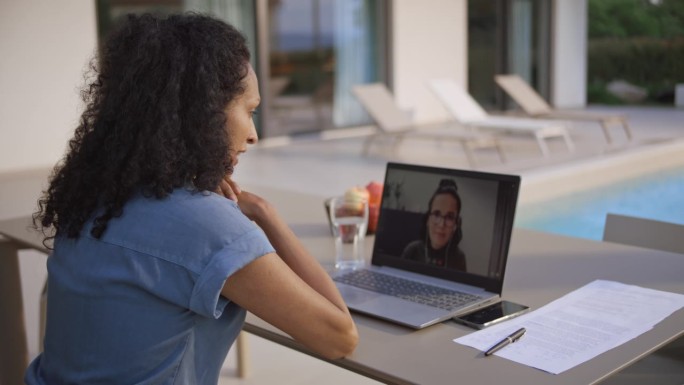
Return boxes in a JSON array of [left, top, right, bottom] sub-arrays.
[[26, 13, 357, 384]]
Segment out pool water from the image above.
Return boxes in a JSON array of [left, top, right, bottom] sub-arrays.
[[516, 166, 684, 240]]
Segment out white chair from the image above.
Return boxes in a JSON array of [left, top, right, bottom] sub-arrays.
[[600, 213, 684, 385], [427, 78, 574, 157], [352, 83, 505, 166], [603, 213, 684, 254], [495, 74, 632, 143]]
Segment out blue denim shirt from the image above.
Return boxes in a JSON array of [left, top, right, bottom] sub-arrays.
[[26, 188, 274, 384]]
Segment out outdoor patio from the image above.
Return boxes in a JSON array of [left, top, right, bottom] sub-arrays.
[[2, 104, 683, 385]]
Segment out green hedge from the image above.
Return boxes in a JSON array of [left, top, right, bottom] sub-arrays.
[[587, 37, 684, 104]]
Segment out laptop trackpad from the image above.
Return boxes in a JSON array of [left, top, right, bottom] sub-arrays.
[[337, 285, 384, 306]]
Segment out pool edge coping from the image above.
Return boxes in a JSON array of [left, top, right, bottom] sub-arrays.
[[518, 138, 684, 206]]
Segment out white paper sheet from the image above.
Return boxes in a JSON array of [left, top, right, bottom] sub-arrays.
[[454, 280, 684, 374]]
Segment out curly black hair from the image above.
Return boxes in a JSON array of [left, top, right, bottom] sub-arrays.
[[35, 13, 251, 243]]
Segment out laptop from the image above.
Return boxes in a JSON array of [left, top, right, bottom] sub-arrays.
[[331, 162, 520, 329]]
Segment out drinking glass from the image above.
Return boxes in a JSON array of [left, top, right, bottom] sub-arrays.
[[328, 196, 368, 270]]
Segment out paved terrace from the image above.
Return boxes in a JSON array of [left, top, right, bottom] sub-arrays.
[[233, 105, 684, 203]]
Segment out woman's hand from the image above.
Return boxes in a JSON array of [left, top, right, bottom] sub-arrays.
[[216, 175, 241, 202], [216, 176, 270, 223]]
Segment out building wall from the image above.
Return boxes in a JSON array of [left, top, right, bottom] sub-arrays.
[[0, 1, 97, 173], [391, 0, 468, 124], [551, 0, 587, 108]]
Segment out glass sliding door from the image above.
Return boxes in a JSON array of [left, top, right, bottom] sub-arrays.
[[97, 0, 386, 138], [266, 0, 335, 135], [259, 0, 385, 137], [468, 0, 551, 110], [468, 0, 501, 109], [508, 0, 550, 104]]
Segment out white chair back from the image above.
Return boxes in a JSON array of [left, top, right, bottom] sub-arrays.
[[603, 213, 684, 254], [352, 83, 412, 133], [427, 78, 488, 123], [494, 74, 552, 116]]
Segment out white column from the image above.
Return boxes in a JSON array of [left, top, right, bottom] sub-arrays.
[[551, 0, 588, 108], [391, 0, 468, 124], [0, 1, 97, 173]]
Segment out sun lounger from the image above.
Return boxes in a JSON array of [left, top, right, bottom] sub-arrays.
[[352, 83, 505, 166], [427, 78, 574, 157], [495, 74, 632, 143]]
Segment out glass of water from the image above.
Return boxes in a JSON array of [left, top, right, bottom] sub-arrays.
[[328, 196, 368, 270]]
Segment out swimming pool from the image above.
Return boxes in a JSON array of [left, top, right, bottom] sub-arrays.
[[516, 165, 684, 240]]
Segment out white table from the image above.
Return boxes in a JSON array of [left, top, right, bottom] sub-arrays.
[[2, 186, 683, 385]]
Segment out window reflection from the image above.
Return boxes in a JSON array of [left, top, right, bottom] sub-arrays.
[[268, 0, 335, 134], [96, 0, 385, 138], [265, 0, 383, 136]]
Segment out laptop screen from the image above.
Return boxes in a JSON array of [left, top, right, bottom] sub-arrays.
[[371, 162, 520, 294]]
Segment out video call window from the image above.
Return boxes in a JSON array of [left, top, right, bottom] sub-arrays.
[[374, 168, 504, 279]]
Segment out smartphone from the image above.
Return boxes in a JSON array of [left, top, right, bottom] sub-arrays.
[[453, 300, 530, 329]]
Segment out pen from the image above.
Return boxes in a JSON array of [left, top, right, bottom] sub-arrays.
[[484, 327, 526, 356]]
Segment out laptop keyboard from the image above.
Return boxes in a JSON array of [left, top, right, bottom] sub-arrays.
[[334, 269, 479, 311]]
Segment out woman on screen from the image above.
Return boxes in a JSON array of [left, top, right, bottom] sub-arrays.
[[401, 179, 467, 271]]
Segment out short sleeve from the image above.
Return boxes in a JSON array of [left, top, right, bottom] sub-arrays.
[[189, 227, 274, 318]]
